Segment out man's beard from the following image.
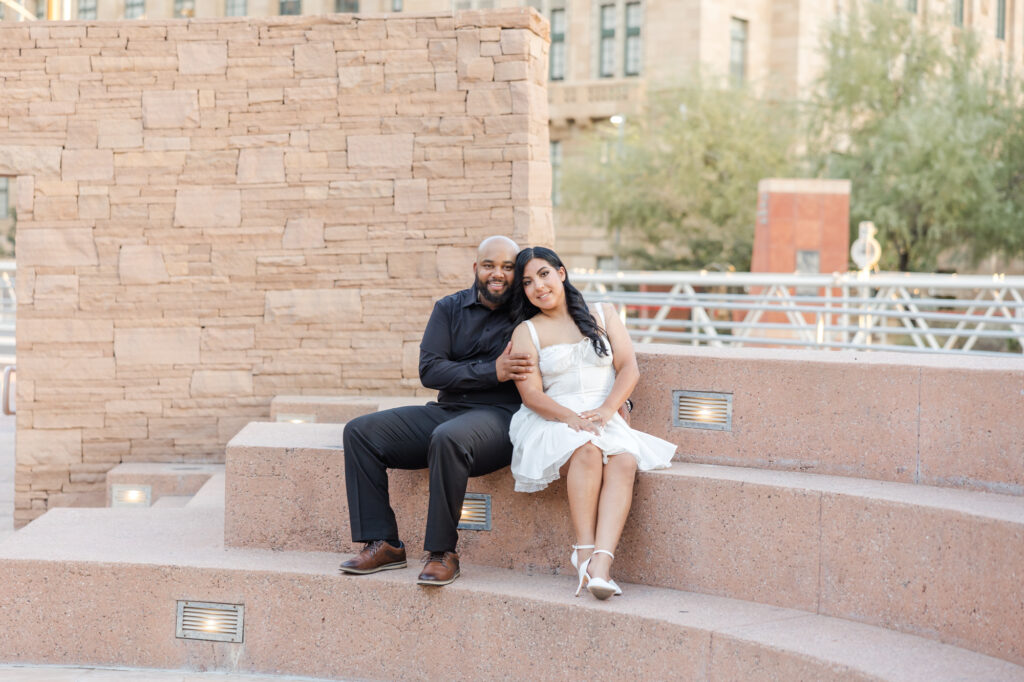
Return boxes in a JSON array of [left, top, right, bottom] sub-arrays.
[[476, 276, 512, 307]]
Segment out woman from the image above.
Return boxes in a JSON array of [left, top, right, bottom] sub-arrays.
[[507, 247, 676, 600]]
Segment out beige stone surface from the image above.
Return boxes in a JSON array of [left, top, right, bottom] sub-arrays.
[[346, 133, 414, 168], [631, 346, 1024, 494], [114, 328, 201, 366], [281, 217, 325, 249], [0, 501, 1021, 680], [17, 229, 99, 267], [224, 421, 1024, 666], [4, 12, 551, 521], [142, 90, 200, 129], [177, 41, 227, 75], [263, 289, 362, 325], [237, 148, 285, 184], [173, 187, 242, 228], [118, 245, 170, 285]]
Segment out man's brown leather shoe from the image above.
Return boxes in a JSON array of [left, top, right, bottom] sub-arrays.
[[416, 551, 460, 586], [339, 540, 407, 575]]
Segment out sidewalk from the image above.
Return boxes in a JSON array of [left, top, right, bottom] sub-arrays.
[[0, 413, 13, 544], [0, 665, 350, 681]]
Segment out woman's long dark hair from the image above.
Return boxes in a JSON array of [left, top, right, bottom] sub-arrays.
[[511, 246, 609, 357]]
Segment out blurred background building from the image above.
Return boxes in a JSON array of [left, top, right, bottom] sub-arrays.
[[2, 0, 1020, 269]]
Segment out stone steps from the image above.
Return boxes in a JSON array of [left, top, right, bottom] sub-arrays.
[[224, 421, 1024, 666], [269, 395, 430, 424], [0, 501, 1020, 681], [105, 463, 225, 507], [631, 347, 1024, 495]]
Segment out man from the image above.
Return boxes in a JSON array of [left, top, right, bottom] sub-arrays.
[[339, 236, 533, 587]]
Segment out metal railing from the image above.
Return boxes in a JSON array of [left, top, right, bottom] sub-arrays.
[[0, 261, 13, 356], [576, 270, 1024, 356]]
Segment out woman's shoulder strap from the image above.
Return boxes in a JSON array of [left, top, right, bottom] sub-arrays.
[[524, 319, 542, 352]]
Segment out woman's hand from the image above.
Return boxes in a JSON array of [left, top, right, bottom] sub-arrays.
[[565, 412, 602, 435], [576, 406, 616, 431]]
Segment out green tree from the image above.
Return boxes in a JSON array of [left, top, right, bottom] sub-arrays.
[[808, 2, 1024, 271], [561, 84, 798, 271]]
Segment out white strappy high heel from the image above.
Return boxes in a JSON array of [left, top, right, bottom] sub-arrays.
[[573, 540, 618, 593], [584, 550, 618, 600]]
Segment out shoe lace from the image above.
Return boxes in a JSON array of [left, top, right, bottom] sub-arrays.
[[423, 551, 448, 566], [363, 540, 385, 553]]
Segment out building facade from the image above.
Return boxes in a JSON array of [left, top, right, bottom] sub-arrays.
[[3, 0, 1021, 267]]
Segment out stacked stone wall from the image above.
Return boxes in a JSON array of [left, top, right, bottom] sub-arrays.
[[0, 9, 552, 525]]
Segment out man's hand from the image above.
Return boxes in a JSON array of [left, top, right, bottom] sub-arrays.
[[495, 341, 535, 382]]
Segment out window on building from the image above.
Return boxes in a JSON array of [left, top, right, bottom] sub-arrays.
[[0, 180, 8, 218], [729, 17, 748, 86], [550, 8, 566, 81], [550, 141, 562, 206], [952, 0, 964, 27], [599, 4, 616, 78], [336, 0, 357, 10], [78, 0, 97, 18], [391, 0, 402, 10], [905, 0, 917, 12], [35, 0, 46, 19], [225, 0, 246, 15], [279, 0, 300, 14], [124, 0, 145, 18], [174, 0, 194, 17], [624, 2, 642, 76], [996, 0, 1006, 39]]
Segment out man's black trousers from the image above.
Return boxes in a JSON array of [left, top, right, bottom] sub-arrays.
[[342, 402, 515, 553]]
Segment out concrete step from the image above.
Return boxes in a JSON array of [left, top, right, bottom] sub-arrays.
[[0, 503, 1020, 681], [151, 496, 191, 508], [224, 421, 1024, 666], [105, 463, 224, 508], [0, 664, 346, 681], [269, 395, 430, 424], [632, 347, 1024, 496]]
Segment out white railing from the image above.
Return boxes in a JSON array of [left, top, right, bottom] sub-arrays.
[[576, 270, 1024, 356], [0, 260, 14, 356]]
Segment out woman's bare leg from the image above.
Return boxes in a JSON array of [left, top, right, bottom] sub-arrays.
[[566, 442, 603, 567], [588, 453, 638, 581]]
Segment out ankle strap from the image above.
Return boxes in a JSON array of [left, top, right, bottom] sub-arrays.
[[592, 549, 614, 559], [572, 544, 595, 550]]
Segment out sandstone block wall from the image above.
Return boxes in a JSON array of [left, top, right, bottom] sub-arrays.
[[0, 9, 552, 525]]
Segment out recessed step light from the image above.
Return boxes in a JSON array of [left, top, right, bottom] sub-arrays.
[[275, 413, 317, 423], [176, 601, 244, 643], [458, 493, 491, 531], [110, 484, 152, 507], [673, 390, 733, 431]]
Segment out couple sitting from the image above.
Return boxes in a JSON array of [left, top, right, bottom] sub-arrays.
[[339, 236, 675, 600]]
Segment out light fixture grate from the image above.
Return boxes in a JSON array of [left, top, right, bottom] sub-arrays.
[[275, 413, 317, 424], [673, 390, 733, 431], [176, 601, 244, 643], [457, 493, 491, 531], [110, 484, 152, 507]]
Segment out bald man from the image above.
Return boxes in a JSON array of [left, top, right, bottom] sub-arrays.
[[340, 236, 533, 586]]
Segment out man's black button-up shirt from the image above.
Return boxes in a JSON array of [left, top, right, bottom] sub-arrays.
[[419, 287, 521, 408]]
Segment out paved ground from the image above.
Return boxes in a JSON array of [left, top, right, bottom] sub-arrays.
[[0, 412, 13, 545], [0, 665, 351, 681]]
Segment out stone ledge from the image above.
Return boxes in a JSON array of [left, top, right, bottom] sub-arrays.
[[0, 507, 1019, 680], [223, 421, 1024, 665]]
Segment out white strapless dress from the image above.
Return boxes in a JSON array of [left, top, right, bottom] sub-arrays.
[[509, 312, 676, 493]]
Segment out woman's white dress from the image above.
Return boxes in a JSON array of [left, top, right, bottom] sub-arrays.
[[509, 308, 677, 493]]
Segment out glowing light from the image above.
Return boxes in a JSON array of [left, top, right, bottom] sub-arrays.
[[124, 489, 143, 503]]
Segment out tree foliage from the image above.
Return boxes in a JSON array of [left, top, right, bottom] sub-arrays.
[[562, 2, 1024, 273], [808, 2, 1024, 271], [561, 85, 798, 271]]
